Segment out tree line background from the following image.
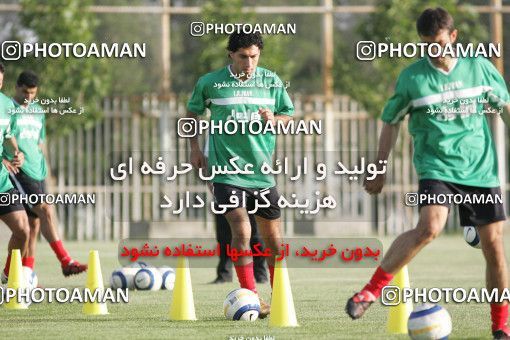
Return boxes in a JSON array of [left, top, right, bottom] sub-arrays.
[[0, 0, 507, 136]]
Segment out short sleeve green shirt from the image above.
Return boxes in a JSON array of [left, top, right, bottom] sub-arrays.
[[0, 93, 15, 193], [381, 57, 510, 187], [188, 65, 294, 188], [4, 100, 47, 181]]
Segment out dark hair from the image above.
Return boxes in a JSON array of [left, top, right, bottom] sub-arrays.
[[416, 7, 455, 36], [227, 32, 263, 52], [16, 70, 39, 88], [0, 63, 4, 74]]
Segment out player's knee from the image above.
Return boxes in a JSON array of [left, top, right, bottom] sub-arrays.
[[481, 235, 504, 253], [416, 223, 441, 244], [29, 218, 40, 233], [14, 219, 30, 241], [231, 236, 251, 248], [37, 203, 52, 219]]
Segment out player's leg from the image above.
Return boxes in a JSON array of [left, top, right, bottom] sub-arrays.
[[210, 213, 233, 284], [250, 214, 268, 284], [253, 215, 282, 288], [30, 202, 87, 276], [12, 171, 87, 276], [458, 184, 508, 338], [23, 216, 40, 270], [477, 221, 509, 337], [214, 183, 257, 291], [250, 186, 282, 289], [1, 209, 30, 282], [381, 204, 449, 271], [346, 204, 449, 319], [248, 186, 283, 318], [252, 214, 281, 319], [224, 207, 255, 286]]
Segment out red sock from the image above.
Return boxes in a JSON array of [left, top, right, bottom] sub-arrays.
[[491, 303, 509, 332], [3, 254, 11, 277], [22, 257, 35, 269], [234, 262, 257, 293], [268, 265, 274, 288], [50, 240, 71, 266], [362, 266, 394, 298]]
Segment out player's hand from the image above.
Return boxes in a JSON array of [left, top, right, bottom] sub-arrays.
[[363, 173, 386, 195], [190, 149, 206, 170], [12, 151, 24, 168], [2, 159, 18, 174], [259, 108, 275, 125]]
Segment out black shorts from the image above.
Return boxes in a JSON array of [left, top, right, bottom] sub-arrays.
[[9, 170, 46, 218], [418, 179, 506, 226], [212, 183, 281, 220], [0, 188, 26, 216]]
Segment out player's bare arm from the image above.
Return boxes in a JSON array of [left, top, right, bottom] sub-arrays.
[[500, 104, 510, 128], [363, 122, 400, 195], [4, 136, 24, 169], [259, 107, 293, 125], [186, 111, 206, 170]]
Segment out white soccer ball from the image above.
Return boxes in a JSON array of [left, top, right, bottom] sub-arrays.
[[158, 267, 176, 290], [110, 267, 138, 290], [463, 226, 481, 249], [408, 303, 452, 339], [223, 288, 260, 321], [23, 266, 38, 289], [134, 267, 162, 291], [129, 261, 149, 268]]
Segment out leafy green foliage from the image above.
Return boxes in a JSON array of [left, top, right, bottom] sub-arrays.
[[6, 0, 111, 136]]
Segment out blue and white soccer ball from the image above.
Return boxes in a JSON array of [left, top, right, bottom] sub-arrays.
[[463, 226, 481, 249], [110, 267, 138, 290], [223, 288, 260, 321], [158, 267, 176, 290], [134, 267, 162, 291], [23, 266, 38, 289], [408, 303, 452, 339], [129, 261, 149, 269]]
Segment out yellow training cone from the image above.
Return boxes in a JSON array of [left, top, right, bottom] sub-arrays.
[[82, 250, 108, 315], [269, 259, 298, 327], [4, 249, 28, 310], [387, 265, 412, 334], [169, 256, 196, 320]]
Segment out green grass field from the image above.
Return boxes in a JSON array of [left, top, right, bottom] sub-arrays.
[[0, 233, 505, 339]]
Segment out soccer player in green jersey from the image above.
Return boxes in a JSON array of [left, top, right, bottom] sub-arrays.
[[0, 64, 31, 278], [345, 8, 510, 338], [187, 32, 294, 318], [1, 71, 87, 282]]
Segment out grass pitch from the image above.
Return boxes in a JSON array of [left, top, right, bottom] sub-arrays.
[[0, 232, 504, 339]]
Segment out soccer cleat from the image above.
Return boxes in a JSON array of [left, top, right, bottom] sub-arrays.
[[255, 276, 268, 284], [345, 290, 376, 320], [62, 260, 88, 277], [208, 277, 232, 284], [493, 326, 510, 340], [258, 298, 271, 319], [1, 271, 7, 284]]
